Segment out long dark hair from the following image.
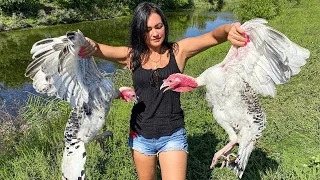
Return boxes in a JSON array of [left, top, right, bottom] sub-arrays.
[[129, 2, 173, 71]]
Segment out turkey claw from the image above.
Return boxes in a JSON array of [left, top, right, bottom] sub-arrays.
[[91, 130, 113, 149], [221, 153, 237, 168]]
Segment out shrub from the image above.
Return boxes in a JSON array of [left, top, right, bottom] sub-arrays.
[[132, 0, 193, 10], [163, 0, 191, 9], [234, 0, 288, 22], [3, 13, 32, 30], [55, 0, 113, 10], [0, 0, 41, 16]]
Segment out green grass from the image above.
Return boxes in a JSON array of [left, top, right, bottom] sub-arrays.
[[1, 0, 320, 179]]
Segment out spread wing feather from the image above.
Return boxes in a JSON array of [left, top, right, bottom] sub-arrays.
[[25, 31, 112, 108], [221, 18, 309, 97]]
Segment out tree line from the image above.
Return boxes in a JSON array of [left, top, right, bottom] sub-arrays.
[[0, 0, 300, 31]]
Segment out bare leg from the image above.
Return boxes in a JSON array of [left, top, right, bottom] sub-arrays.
[[158, 150, 187, 180], [210, 140, 236, 168], [132, 149, 157, 180]]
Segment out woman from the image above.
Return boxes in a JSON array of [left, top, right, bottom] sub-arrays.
[[81, 2, 247, 180]]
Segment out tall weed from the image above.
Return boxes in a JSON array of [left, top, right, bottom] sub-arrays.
[[0, 94, 70, 179]]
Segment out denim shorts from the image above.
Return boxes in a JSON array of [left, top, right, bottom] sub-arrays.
[[128, 128, 188, 156]]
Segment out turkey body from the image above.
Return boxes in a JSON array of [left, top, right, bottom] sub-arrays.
[[197, 62, 266, 177], [161, 18, 310, 178], [196, 18, 310, 177], [25, 31, 123, 180]]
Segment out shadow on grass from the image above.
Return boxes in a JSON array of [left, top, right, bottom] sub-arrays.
[[241, 148, 279, 180], [187, 132, 279, 180], [187, 132, 220, 179]]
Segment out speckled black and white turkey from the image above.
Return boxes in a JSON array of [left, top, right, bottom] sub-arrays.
[[25, 30, 137, 180], [160, 19, 310, 178]]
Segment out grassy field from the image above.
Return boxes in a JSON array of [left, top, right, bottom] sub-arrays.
[[0, 0, 319, 179]]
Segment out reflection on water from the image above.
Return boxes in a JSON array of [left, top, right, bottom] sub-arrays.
[[0, 9, 236, 116], [183, 12, 236, 38]]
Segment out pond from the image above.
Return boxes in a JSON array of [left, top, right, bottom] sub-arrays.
[[0, 9, 237, 116]]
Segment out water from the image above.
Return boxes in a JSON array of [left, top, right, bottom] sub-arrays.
[[0, 9, 237, 116]]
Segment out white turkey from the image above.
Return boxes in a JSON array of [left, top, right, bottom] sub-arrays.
[[25, 30, 137, 180], [160, 19, 310, 178]]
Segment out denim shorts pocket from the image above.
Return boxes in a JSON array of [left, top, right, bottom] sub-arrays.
[[171, 128, 186, 137]]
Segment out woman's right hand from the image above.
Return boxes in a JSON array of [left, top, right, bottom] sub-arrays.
[[78, 37, 130, 67], [78, 37, 99, 58]]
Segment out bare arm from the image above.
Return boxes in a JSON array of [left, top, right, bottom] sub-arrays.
[[81, 38, 131, 67], [176, 23, 247, 67]]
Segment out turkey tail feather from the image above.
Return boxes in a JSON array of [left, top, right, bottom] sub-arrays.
[[61, 141, 86, 180], [62, 108, 87, 180], [234, 141, 255, 179]]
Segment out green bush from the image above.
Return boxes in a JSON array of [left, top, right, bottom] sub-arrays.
[[36, 8, 82, 25], [163, 0, 191, 9], [1, 13, 32, 30], [55, 0, 91, 9], [0, 0, 41, 16], [234, 0, 288, 22], [55, 0, 116, 10], [133, 0, 193, 10]]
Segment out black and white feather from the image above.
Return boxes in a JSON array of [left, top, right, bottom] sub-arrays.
[[25, 30, 120, 180], [194, 19, 310, 178]]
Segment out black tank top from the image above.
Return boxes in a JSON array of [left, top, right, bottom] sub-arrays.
[[130, 49, 185, 139]]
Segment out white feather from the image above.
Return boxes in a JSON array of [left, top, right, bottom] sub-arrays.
[[25, 30, 120, 180], [195, 18, 309, 178]]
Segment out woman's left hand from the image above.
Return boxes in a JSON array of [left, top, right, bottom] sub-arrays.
[[227, 23, 249, 47]]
